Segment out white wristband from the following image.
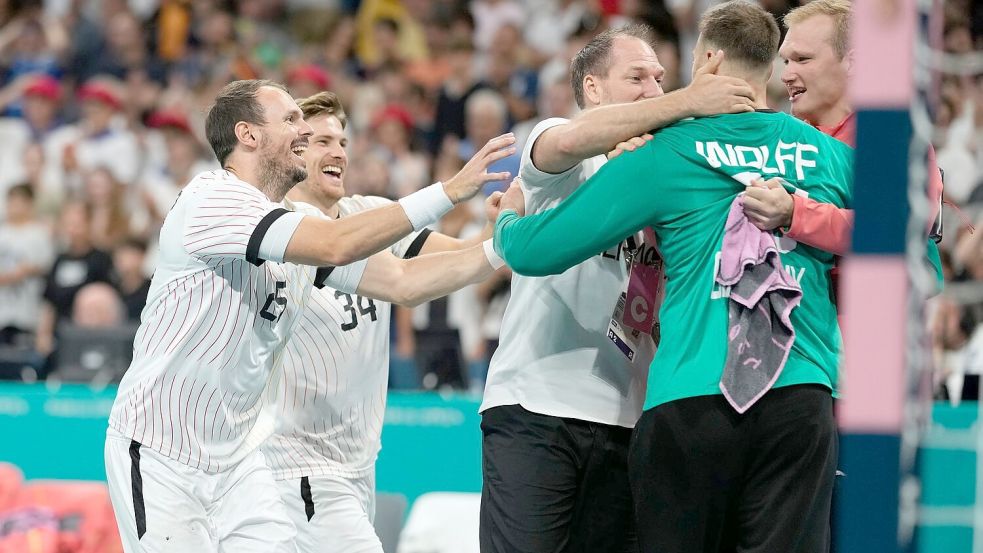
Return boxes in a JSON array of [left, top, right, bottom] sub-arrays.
[[483, 239, 505, 270], [398, 182, 454, 231]]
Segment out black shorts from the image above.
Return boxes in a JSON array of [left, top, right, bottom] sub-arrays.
[[628, 384, 837, 553], [479, 404, 638, 553]]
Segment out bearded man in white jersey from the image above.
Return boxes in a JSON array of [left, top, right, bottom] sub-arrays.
[[103, 79, 515, 553], [479, 24, 758, 553], [262, 91, 516, 553]]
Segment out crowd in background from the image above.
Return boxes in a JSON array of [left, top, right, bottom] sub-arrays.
[[0, 0, 980, 395]]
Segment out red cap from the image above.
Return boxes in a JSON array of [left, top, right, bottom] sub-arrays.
[[77, 81, 123, 111], [146, 110, 193, 135], [287, 64, 332, 90], [372, 104, 414, 132], [23, 75, 60, 101]]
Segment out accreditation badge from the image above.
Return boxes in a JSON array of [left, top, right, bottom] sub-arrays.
[[608, 228, 664, 359]]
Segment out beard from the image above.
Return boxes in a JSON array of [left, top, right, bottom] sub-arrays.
[[257, 138, 307, 201]]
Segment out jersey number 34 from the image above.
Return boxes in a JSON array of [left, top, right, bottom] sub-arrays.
[[334, 291, 378, 331]]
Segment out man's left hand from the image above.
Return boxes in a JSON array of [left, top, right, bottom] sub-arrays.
[[743, 178, 793, 230], [498, 178, 525, 217]]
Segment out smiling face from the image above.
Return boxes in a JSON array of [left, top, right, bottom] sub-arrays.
[[253, 86, 313, 199], [588, 36, 665, 107], [298, 113, 349, 205], [779, 14, 851, 127]]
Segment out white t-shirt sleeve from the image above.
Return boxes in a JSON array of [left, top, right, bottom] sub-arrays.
[[519, 117, 582, 189], [312, 259, 367, 294], [182, 181, 304, 265]]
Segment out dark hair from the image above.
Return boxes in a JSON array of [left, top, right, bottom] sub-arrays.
[[205, 79, 288, 166], [698, 0, 780, 71], [118, 236, 149, 254], [297, 91, 348, 129], [375, 17, 399, 34], [6, 183, 34, 201], [570, 23, 657, 108]]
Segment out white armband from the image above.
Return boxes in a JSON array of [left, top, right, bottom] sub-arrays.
[[483, 239, 505, 270], [398, 182, 454, 231]]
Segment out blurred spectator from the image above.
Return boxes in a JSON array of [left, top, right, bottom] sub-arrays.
[[140, 109, 219, 228], [355, 0, 428, 72], [936, 76, 978, 204], [45, 76, 142, 200], [86, 10, 165, 83], [0, 74, 63, 202], [0, 184, 53, 346], [71, 282, 125, 328], [457, 89, 519, 195], [523, 0, 590, 64], [365, 17, 406, 74], [320, 15, 360, 79], [81, 166, 133, 251], [485, 23, 538, 122], [344, 149, 393, 198], [35, 202, 113, 359], [471, 0, 524, 54], [370, 103, 429, 197], [172, 3, 237, 87], [286, 62, 332, 101], [111, 237, 150, 322], [431, 37, 488, 153], [0, 8, 67, 95]]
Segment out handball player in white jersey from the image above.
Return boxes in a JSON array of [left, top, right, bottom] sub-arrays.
[[103, 79, 515, 553], [263, 91, 516, 553]]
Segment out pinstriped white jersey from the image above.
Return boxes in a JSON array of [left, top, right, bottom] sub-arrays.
[[264, 195, 428, 480], [108, 170, 366, 473]]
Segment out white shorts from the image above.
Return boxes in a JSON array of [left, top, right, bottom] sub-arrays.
[[105, 428, 296, 553], [275, 471, 380, 553]]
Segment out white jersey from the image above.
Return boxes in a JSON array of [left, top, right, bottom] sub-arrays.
[[108, 170, 366, 473], [265, 195, 428, 480], [481, 118, 655, 428]]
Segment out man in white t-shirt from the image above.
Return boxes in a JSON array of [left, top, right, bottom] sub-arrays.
[[479, 24, 756, 552], [103, 79, 515, 553], [264, 91, 515, 553]]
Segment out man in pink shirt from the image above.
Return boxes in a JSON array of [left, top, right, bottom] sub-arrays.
[[743, 0, 943, 256]]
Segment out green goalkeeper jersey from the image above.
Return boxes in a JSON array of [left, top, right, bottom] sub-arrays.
[[495, 110, 854, 410]]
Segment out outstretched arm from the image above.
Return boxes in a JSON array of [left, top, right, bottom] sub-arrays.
[[284, 134, 515, 266], [494, 156, 654, 276], [353, 241, 503, 307], [533, 51, 754, 174]]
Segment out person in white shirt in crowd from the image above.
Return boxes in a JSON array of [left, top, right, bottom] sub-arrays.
[[0, 184, 54, 347], [102, 78, 515, 553], [44, 76, 142, 202], [139, 110, 221, 230], [0, 74, 64, 213]]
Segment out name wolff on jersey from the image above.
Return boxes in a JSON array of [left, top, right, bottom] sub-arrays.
[[696, 139, 818, 180]]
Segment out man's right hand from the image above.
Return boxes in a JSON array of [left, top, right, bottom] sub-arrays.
[[442, 133, 516, 203], [685, 50, 756, 116]]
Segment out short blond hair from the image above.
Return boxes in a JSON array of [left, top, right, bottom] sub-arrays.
[[297, 91, 348, 129], [784, 0, 852, 59], [698, 1, 780, 72]]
